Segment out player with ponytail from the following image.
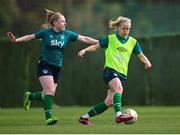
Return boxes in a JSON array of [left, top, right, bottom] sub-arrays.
[[78, 16, 152, 125], [7, 9, 98, 125]]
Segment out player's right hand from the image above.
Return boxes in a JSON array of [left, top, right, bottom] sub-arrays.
[[7, 32, 16, 43]]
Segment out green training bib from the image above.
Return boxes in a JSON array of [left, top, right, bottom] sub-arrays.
[[105, 34, 136, 76]]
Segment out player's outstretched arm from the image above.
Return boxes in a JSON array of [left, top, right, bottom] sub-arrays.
[[77, 35, 98, 44], [78, 44, 100, 57], [137, 52, 152, 70], [7, 32, 36, 43]]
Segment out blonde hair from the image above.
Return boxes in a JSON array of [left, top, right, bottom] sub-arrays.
[[109, 16, 131, 30], [42, 8, 63, 28]]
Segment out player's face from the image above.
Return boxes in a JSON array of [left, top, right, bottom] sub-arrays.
[[54, 15, 67, 31], [117, 21, 131, 38]]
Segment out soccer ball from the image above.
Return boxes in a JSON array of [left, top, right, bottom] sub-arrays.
[[123, 109, 138, 124]]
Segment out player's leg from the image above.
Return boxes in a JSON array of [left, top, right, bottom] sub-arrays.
[[23, 91, 43, 111], [79, 67, 115, 125], [23, 61, 48, 111], [108, 78, 133, 123], [79, 89, 114, 125], [27, 91, 43, 101], [39, 76, 57, 125], [108, 78, 123, 116], [79, 101, 109, 125]]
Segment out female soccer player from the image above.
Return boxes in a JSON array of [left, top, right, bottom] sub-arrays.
[[7, 9, 98, 125], [78, 16, 152, 125]]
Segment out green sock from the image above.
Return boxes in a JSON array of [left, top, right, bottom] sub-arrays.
[[113, 93, 122, 113], [88, 102, 108, 117], [43, 95, 53, 120], [28, 92, 43, 101]]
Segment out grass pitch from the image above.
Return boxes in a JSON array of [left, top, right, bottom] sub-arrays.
[[0, 106, 180, 134]]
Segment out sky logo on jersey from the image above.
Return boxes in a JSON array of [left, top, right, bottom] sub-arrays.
[[117, 47, 127, 52], [51, 40, 64, 48]]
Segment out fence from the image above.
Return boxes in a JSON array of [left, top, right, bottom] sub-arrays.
[[0, 35, 180, 107]]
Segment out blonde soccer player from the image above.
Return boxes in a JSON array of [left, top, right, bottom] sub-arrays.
[[78, 16, 152, 125]]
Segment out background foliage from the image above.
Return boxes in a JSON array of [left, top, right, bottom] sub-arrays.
[[1, 35, 180, 107], [0, 0, 180, 107], [0, 0, 180, 37]]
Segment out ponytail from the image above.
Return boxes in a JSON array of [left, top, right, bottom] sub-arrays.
[[109, 16, 131, 30], [42, 8, 63, 28]]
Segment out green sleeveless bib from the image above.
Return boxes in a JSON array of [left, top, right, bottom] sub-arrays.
[[105, 34, 136, 76]]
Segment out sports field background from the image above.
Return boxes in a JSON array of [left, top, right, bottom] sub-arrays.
[[1, 106, 180, 134], [1, 0, 180, 134]]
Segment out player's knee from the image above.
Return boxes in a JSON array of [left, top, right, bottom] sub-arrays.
[[114, 87, 123, 94], [44, 89, 55, 96], [105, 99, 113, 107]]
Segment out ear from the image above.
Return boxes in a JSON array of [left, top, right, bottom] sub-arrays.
[[53, 20, 58, 26]]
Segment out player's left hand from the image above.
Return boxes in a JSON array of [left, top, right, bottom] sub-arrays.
[[145, 61, 152, 70], [78, 49, 86, 57]]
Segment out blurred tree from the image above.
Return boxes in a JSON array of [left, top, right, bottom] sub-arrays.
[[0, 0, 20, 35], [0, 0, 179, 37]]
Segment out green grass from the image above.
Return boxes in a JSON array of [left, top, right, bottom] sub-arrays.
[[0, 106, 180, 134]]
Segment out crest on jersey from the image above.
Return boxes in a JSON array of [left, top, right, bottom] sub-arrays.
[[42, 69, 48, 74], [60, 35, 65, 40]]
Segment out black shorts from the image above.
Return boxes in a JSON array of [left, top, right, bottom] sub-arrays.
[[103, 67, 127, 87], [37, 60, 61, 83]]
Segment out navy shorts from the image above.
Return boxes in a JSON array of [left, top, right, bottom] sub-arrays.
[[37, 60, 61, 83], [103, 67, 127, 87]]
